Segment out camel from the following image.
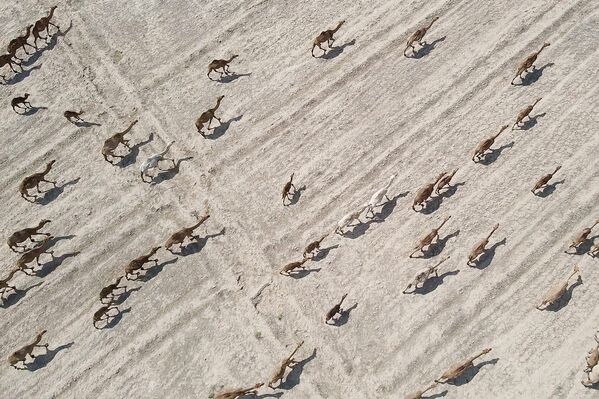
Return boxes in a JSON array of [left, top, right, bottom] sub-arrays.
[[0, 52, 23, 81], [409, 216, 451, 258], [403, 256, 450, 294], [8, 25, 35, 59], [467, 224, 499, 266], [19, 160, 57, 201], [64, 110, 85, 124], [325, 293, 348, 324], [268, 340, 304, 388], [435, 348, 492, 383], [100, 276, 126, 303], [365, 174, 396, 217], [215, 383, 264, 399], [303, 233, 329, 258], [125, 247, 161, 280], [33, 6, 60, 48], [582, 371, 599, 388], [565, 220, 599, 253], [93, 302, 120, 328], [435, 169, 458, 194], [7, 219, 51, 252], [472, 125, 509, 162], [8, 330, 48, 368], [513, 98, 542, 129], [195, 95, 224, 137], [11, 93, 33, 113], [335, 204, 368, 234], [102, 120, 138, 163], [15, 236, 55, 275], [404, 17, 439, 57], [412, 173, 445, 211], [536, 265, 580, 310], [0, 269, 19, 300], [584, 331, 599, 374], [279, 258, 310, 276], [282, 173, 296, 205], [532, 166, 561, 193], [404, 383, 438, 399], [165, 214, 211, 253], [140, 141, 176, 182], [208, 55, 238, 80], [511, 43, 550, 85], [312, 21, 345, 57]]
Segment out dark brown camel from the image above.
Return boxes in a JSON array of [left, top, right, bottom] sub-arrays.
[[195, 96, 224, 137]]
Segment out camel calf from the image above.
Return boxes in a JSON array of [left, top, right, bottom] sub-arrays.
[[303, 233, 329, 258], [532, 166, 561, 193], [536, 265, 580, 310], [102, 120, 138, 163], [11, 93, 32, 113], [16, 236, 54, 274], [8, 330, 48, 368], [7, 219, 51, 252], [208, 55, 238, 80], [279, 258, 310, 276], [467, 224, 499, 266], [268, 341, 304, 388], [215, 383, 264, 399], [403, 256, 450, 294], [412, 173, 445, 211], [125, 247, 161, 280], [312, 21, 345, 57], [325, 293, 348, 324], [409, 216, 451, 258], [100, 276, 126, 303], [565, 220, 599, 253], [165, 214, 210, 253], [64, 110, 84, 123], [435, 348, 492, 383], [472, 125, 509, 162]]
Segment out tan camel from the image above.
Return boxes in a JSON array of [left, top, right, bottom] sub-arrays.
[[0, 269, 19, 300], [467, 224, 499, 266], [435, 169, 458, 194], [15, 236, 55, 275], [565, 220, 599, 253], [33, 6, 60, 48], [532, 166, 561, 193], [208, 55, 238, 80], [409, 216, 451, 258], [11, 93, 33, 113], [435, 348, 492, 383], [403, 256, 450, 294], [404, 17, 439, 56], [7, 219, 51, 252], [102, 120, 138, 163], [511, 43, 550, 85], [513, 98, 542, 129], [412, 173, 445, 211], [195, 95, 224, 137], [100, 276, 126, 303], [19, 160, 57, 201], [312, 21, 345, 57], [125, 247, 161, 280], [582, 371, 599, 388], [584, 331, 599, 374], [279, 258, 310, 276], [472, 125, 509, 162], [325, 293, 348, 324], [303, 232, 329, 258], [268, 340, 305, 388], [404, 382, 438, 399], [165, 214, 210, 253], [64, 110, 84, 124], [8, 330, 48, 368], [93, 302, 120, 328], [8, 25, 35, 58], [536, 265, 580, 310], [282, 173, 296, 205], [215, 383, 264, 399]]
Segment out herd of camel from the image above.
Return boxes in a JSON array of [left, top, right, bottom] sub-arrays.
[[2, 6, 598, 398]]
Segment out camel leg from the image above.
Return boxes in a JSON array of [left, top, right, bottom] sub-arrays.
[[43, 179, 57, 187], [409, 248, 420, 258]]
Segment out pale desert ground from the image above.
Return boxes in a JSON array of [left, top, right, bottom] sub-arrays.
[[1, 0, 599, 398]]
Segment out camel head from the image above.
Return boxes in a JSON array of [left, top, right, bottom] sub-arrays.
[[23, 93, 30, 99], [46, 159, 56, 168], [542, 42, 550, 48], [37, 330, 48, 338], [39, 219, 52, 227], [431, 16, 440, 22], [151, 246, 162, 253], [217, 95, 225, 101]]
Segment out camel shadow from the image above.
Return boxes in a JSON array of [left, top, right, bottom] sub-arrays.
[[424, 391, 448, 399], [280, 349, 317, 390], [517, 63, 554, 86], [138, 258, 178, 282], [111, 286, 141, 306], [104, 307, 131, 329], [448, 358, 499, 386], [566, 235, 598, 255], [288, 185, 307, 206], [420, 183, 463, 215], [437, 182, 465, 200], [0, 282, 43, 309], [360, 191, 409, 229], [25, 21, 73, 66], [469, 238, 506, 270], [25, 342, 74, 372], [289, 267, 322, 279], [217, 72, 252, 84], [412, 36, 446, 59], [206, 115, 243, 140], [517, 112, 546, 131], [413, 270, 460, 295], [179, 228, 225, 256], [17, 105, 48, 116], [4, 64, 42, 85], [311, 244, 339, 262], [545, 276, 583, 312], [150, 157, 193, 185], [73, 119, 102, 128], [35, 251, 80, 278], [253, 393, 284, 399], [35, 178, 80, 205], [478, 142, 515, 166], [321, 39, 356, 60], [421, 230, 461, 259], [47, 235, 76, 248], [332, 303, 358, 327], [117, 133, 154, 168], [535, 179, 564, 198]]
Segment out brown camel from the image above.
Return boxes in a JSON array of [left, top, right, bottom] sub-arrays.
[[8, 330, 49, 368], [404, 382, 438, 399], [93, 302, 120, 328], [312, 21, 345, 57], [0, 52, 23, 80], [403, 256, 450, 294], [412, 173, 445, 211], [215, 383, 264, 399], [102, 120, 138, 163], [584, 330, 599, 375], [208, 55, 238, 80], [268, 341, 305, 388], [303, 232, 329, 258], [8, 25, 35, 59], [404, 17, 439, 56], [15, 236, 55, 275], [99, 276, 126, 303], [282, 173, 296, 205], [536, 265, 580, 310], [435, 348, 492, 383], [467, 224, 499, 266], [325, 293, 348, 324], [33, 6, 60, 48], [11, 93, 33, 113], [279, 258, 310, 276], [7, 219, 51, 252], [195, 95, 224, 137], [125, 247, 161, 280], [511, 43, 550, 85], [565, 220, 599, 253], [165, 214, 211, 253], [532, 166, 561, 193], [435, 169, 458, 194], [513, 98, 542, 129], [0, 269, 19, 300], [472, 125, 509, 162], [19, 160, 57, 201], [409, 216, 451, 258], [64, 110, 85, 123]]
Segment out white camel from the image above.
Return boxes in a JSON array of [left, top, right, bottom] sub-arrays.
[[365, 174, 396, 217], [140, 141, 176, 182], [335, 204, 368, 235]]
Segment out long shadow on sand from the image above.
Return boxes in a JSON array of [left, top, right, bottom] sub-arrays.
[[477, 142, 514, 166], [344, 192, 409, 239], [149, 157, 193, 185], [468, 239, 506, 270], [24, 342, 74, 372], [321, 39, 356, 60], [534, 179, 565, 198], [419, 183, 465, 215], [178, 228, 226, 256], [311, 244, 339, 262], [513, 63, 554, 86], [205, 115, 243, 140], [279, 349, 317, 390], [413, 270, 460, 295], [544, 276, 583, 312], [35, 178, 80, 205], [138, 258, 178, 282], [116, 133, 154, 168], [34, 251, 81, 278], [447, 358, 499, 386], [1, 282, 43, 309], [565, 235, 598, 255], [411, 36, 446, 59]]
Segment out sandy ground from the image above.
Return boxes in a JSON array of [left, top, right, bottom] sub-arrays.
[[1, 0, 599, 398]]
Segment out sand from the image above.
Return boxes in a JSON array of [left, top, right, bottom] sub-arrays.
[[1, 0, 599, 398]]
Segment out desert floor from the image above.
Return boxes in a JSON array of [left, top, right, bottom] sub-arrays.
[[1, 0, 599, 398]]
